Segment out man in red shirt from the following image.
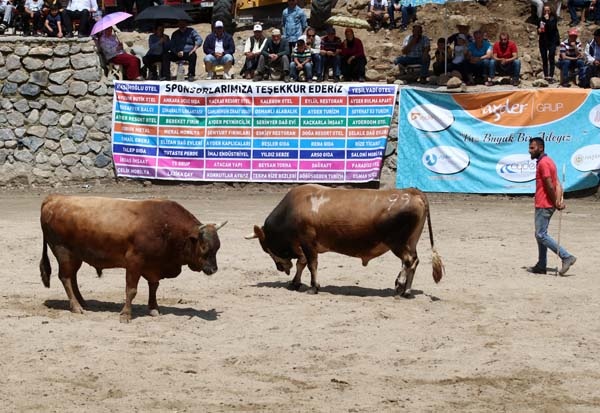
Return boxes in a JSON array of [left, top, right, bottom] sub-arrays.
[[487, 32, 521, 86], [528, 138, 576, 275]]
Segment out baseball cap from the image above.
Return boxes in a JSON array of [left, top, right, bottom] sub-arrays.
[[214, 20, 224, 28], [253, 23, 263, 31], [271, 28, 281, 36], [457, 33, 467, 41], [568, 27, 578, 36]]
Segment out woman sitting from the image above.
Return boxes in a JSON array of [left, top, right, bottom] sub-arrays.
[[98, 26, 142, 80]]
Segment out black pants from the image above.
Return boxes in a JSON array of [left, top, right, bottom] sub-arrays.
[[63, 9, 91, 36], [143, 53, 172, 79], [23, 11, 43, 34], [341, 56, 366, 81], [169, 51, 197, 77]]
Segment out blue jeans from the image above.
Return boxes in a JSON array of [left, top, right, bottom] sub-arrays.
[[567, 0, 591, 23], [535, 208, 570, 268], [557, 58, 585, 84], [394, 55, 430, 76], [311, 53, 322, 79], [489, 59, 521, 81], [203, 54, 234, 65], [290, 61, 313, 80], [388, 3, 415, 28]]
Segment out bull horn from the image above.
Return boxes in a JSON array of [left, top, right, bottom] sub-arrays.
[[215, 220, 227, 231], [244, 233, 258, 240]]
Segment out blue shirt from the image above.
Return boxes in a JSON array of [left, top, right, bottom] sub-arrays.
[[281, 5, 307, 43], [467, 40, 492, 58], [170, 27, 203, 54]]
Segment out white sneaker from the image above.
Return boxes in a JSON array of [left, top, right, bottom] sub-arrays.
[[206, 72, 214, 80], [223, 72, 232, 80]]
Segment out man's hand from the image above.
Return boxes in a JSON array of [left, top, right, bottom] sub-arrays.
[[556, 200, 566, 210], [269, 53, 277, 61]]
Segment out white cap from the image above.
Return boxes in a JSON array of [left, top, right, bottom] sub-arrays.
[[214, 20, 224, 28], [253, 24, 263, 31]]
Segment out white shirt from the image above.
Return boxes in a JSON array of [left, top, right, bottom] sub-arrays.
[[215, 38, 224, 54], [25, 0, 42, 12], [67, 0, 97, 12], [244, 35, 267, 54]]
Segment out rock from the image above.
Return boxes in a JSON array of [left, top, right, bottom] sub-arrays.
[[47, 129, 64, 142], [69, 81, 88, 96], [22, 57, 45, 71], [26, 109, 40, 125], [0, 128, 16, 141], [35, 152, 49, 163], [70, 53, 99, 70], [532, 78, 549, 87], [60, 138, 77, 154], [13, 150, 34, 163], [25, 126, 47, 139], [49, 153, 62, 167], [40, 110, 60, 126], [1, 82, 18, 95], [45, 140, 60, 152], [30, 70, 50, 87], [59, 113, 75, 127], [7, 70, 29, 84], [47, 85, 69, 95], [49, 70, 73, 85], [366, 69, 384, 81], [61, 97, 76, 112], [5, 54, 22, 70], [73, 68, 101, 82], [13, 99, 30, 113], [18, 83, 41, 97], [45, 57, 71, 71], [29, 46, 54, 56], [76, 100, 97, 114], [446, 76, 463, 89], [94, 153, 112, 168], [61, 154, 80, 166], [591, 77, 600, 89], [22, 136, 45, 152], [68, 125, 88, 143]]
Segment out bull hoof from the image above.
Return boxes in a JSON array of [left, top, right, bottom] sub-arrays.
[[306, 287, 319, 295], [149, 309, 160, 317], [287, 282, 302, 291], [119, 313, 132, 323], [70, 305, 85, 314]]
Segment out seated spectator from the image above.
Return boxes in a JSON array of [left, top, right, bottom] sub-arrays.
[[447, 22, 473, 46], [24, 0, 44, 35], [432, 37, 452, 75], [488, 32, 521, 86], [143, 23, 171, 80], [0, 0, 15, 34], [253, 28, 290, 82], [557, 27, 586, 87], [290, 38, 312, 81], [393, 23, 431, 84], [241, 23, 267, 79], [340, 28, 366, 81], [203, 20, 235, 79], [449, 33, 468, 79], [63, 0, 97, 37], [43, 4, 63, 37], [367, 0, 389, 30], [97, 26, 142, 80], [582, 28, 600, 87], [388, 0, 416, 30], [320, 26, 342, 82], [169, 19, 203, 81], [304, 27, 322, 81], [567, 0, 591, 26], [465, 29, 492, 84]]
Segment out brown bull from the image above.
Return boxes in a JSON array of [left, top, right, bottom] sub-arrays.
[[40, 195, 226, 322], [247, 184, 444, 296]]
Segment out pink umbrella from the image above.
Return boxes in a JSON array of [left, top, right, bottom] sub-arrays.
[[91, 12, 133, 36]]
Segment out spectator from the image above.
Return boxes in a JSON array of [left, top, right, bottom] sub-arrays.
[[320, 26, 342, 82], [393, 23, 431, 84], [465, 29, 492, 84], [340, 28, 366, 81], [290, 38, 312, 81], [432, 37, 452, 75], [203, 20, 235, 80], [531, 0, 544, 24], [0, 0, 16, 34], [43, 4, 63, 37], [24, 0, 44, 35], [63, 0, 98, 37], [97, 26, 142, 80], [116, 0, 134, 31], [538, 4, 560, 83], [448, 22, 473, 46], [557, 27, 586, 87], [169, 19, 203, 81], [488, 32, 521, 86], [449, 33, 468, 79], [388, 0, 416, 31], [143, 23, 171, 80], [588, 0, 600, 24], [582, 28, 600, 87], [241, 24, 266, 79], [281, 0, 307, 53], [304, 27, 322, 81], [135, 0, 152, 32], [367, 0, 389, 31], [254, 28, 290, 82], [567, 0, 591, 26]]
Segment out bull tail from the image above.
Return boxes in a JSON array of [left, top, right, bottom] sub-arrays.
[[95, 267, 103, 278], [40, 237, 51, 288], [426, 206, 445, 284]]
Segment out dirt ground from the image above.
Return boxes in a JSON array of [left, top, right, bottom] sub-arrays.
[[0, 182, 599, 412]]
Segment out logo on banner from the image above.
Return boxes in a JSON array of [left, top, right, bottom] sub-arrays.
[[572, 145, 600, 171], [422, 146, 469, 174], [453, 90, 588, 127], [589, 104, 600, 128], [496, 154, 537, 182], [408, 104, 454, 132]]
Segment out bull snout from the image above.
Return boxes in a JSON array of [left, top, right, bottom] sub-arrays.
[[276, 262, 291, 275], [203, 265, 217, 276]]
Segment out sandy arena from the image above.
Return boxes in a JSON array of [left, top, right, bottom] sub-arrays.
[[1, 183, 599, 412]]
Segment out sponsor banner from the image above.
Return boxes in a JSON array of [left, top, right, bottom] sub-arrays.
[[397, 88, 600, 193], [112, 81, 397, 183]]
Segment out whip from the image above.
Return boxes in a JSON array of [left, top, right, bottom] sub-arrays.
[[556, 164, 566, 276]]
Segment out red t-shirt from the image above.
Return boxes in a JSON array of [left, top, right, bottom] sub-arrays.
[[535, 154, 557, 208], [493, 40, 518, 59]]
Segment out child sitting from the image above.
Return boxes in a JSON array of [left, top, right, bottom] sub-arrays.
[[432, 37, 452, 75], [44, 5, 63, 37], [290, 38, 313, 82]]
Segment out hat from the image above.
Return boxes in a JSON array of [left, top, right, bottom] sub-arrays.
[[271, 28, 281, 36], [568, 27, 578, 36], [214, 20, 224, 28], [253, 23, 263, 31], [457, 33, 467, 41], [594, 28, 600, 36]]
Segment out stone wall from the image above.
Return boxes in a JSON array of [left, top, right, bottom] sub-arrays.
[[0, 36, 400, 187], [0, 36, 115, 186]]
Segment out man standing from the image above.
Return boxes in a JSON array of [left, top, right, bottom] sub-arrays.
[[488, 32, 521, 86], [203, 20, 235, 80], [527, 137, 576, 276], [281, 0, 307, 54]]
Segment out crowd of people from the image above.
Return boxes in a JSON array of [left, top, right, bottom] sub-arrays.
[[394, 19, 600, 87]]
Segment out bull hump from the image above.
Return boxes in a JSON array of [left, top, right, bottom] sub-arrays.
[[310, 195, 330, 213]]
